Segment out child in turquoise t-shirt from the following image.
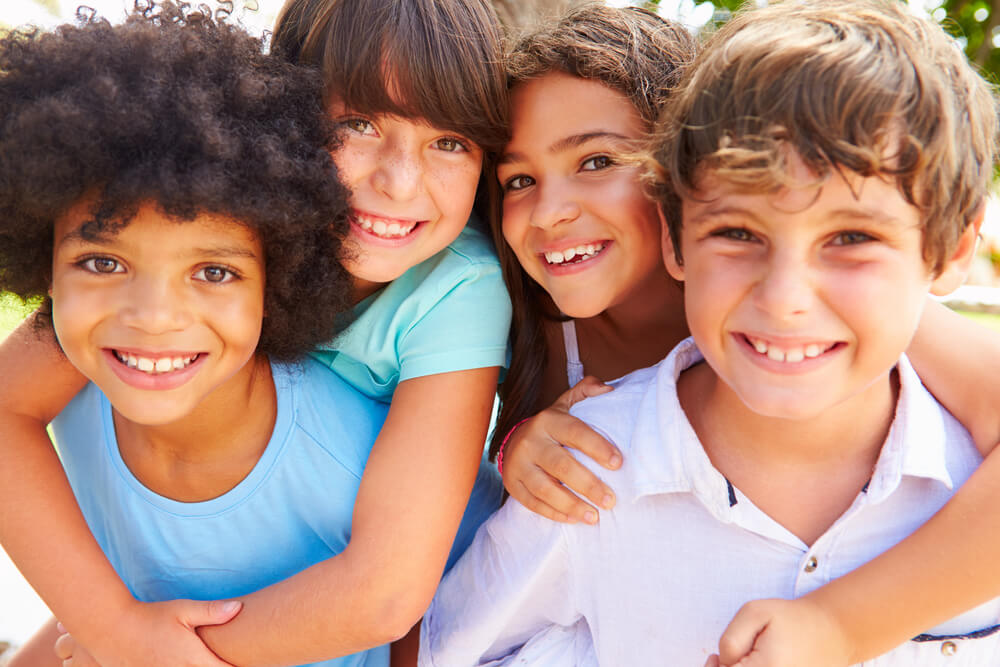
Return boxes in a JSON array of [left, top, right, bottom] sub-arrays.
[[0, 0, 510, 665]]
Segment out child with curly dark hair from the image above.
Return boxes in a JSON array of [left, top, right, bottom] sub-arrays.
[[0, 0, 509, 665]]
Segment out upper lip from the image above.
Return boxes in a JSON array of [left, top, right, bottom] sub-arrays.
[[106, 347, 203, 358], [350, 208, 426, 225]]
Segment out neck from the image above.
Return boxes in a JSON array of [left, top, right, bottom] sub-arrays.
[[679, 361, 898, 545], [113, 355, 277, 502], [575, 265, 688, 382]]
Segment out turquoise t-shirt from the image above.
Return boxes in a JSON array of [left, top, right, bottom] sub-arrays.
[[311, 225, 512, 401], [51, 358, 503, 667]]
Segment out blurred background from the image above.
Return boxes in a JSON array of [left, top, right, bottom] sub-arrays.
[[2, 0, 999, 656]]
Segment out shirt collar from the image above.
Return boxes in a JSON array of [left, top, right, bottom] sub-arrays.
[[621, 339, 954, 512]]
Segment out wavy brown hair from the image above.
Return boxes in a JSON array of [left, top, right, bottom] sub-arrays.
[[271, 0, 509, 156], [488, 4, 697, 459], [653, 0, 999, 273], [0, 1, 353, 360]]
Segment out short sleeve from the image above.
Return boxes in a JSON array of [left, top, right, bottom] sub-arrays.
[[397, 258, 511, 383], [419, 499, 579, 667]]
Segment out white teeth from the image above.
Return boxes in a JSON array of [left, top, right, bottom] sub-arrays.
[[114, 350, 197, 375], [544, 242, 606, 265], [355, 214, 417, 239], [785, 348, 805, 363], [749, 337, 831, 364]]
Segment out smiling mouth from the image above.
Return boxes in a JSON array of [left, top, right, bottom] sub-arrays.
[[742, 335, 841, 363], [111, 350, 201, 375], [351, 212, 421, 239], [543, 242, 607, 266]]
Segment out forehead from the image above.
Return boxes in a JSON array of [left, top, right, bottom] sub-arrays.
[[54, 200, 262, 254], [685, 157, 921, 229], [506, 72, 645, 152]]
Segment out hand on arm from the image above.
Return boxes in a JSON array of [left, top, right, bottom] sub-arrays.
[[712, 447, 1000, 666], [197, 367, 499, 667], [0, 316, 238, 667], [501, 376, 619, 524]]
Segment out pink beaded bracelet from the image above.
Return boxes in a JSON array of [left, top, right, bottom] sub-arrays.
[[496, 417, 531, 475]]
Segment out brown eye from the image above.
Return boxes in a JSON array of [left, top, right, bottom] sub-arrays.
[[81, 257, 123, 274], [195, 266, 236, 284]]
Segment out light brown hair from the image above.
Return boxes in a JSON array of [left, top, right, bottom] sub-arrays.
[[272, 0, 509, 154], [489, 4, 696, 459], [653, 0, 998, 272]]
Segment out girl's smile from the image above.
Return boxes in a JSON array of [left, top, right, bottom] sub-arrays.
[[498, 72, 663, 319], [329, 98, 483, 300]]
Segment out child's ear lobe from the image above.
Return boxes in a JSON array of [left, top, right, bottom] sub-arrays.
[[658, 205, 685, 282], [929, 209, 984, 297]]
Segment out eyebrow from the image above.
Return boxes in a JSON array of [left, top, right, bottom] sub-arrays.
[[56, 230, 260, 260], [499, 131, 632, 165], [686, 204, 910, 228]]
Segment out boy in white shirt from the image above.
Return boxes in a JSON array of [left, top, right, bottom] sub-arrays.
[[420, 2, 1000, 665]]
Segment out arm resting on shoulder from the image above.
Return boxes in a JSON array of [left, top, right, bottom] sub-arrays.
[[908, 299, 1000, 455], [199, 367, 499, 666]]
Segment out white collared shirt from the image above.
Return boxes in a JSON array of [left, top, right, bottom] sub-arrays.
[[420, 339, 1000, 667]]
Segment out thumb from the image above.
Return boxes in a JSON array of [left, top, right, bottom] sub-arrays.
[[554, 376, 611, 410], [179, 599, 243, 629]]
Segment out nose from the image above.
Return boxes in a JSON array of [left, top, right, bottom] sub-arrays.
[[372, 137, 421, 203], [528, 180, 581, 230], [752, 247, 815, 320], [118, 273, 191, 334]]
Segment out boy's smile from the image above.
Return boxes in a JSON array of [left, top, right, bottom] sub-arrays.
[[50, 201, 266, 426], [329, 98, 483, 301], [667, 152, 973, 422]]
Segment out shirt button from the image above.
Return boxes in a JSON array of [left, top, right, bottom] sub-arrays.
[[804, 556, 818, 573], [941, 641, 957, 656]]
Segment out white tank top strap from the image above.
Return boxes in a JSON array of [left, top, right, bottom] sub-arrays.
[[562, 319, 585, 387]]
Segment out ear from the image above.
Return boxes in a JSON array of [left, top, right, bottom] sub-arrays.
[[658, 205, 685, 282], [929, 207, 984, 296]]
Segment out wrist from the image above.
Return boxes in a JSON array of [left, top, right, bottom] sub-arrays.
[[496, 417, 531, 475]]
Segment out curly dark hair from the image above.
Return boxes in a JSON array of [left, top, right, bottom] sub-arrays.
[[0, 1, 353, 360]]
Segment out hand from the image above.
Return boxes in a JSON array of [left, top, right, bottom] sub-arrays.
[[54, 599, 242, 667], [706, 597, 852, 667], [501, 376, 619, 524]]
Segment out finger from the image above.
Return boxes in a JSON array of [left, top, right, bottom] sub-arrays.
[[523, 465, 602, 524], [553, 376, 613, 410], [718, 604, 770, 665], [56, 622, 66, 633], [511, 480, 572, 523], [704, 655, 721, 667], [179, 598, 243, 629], [538, 443, 615, 512], [54, 632, 74, 660], [556, 415, 622, 472]]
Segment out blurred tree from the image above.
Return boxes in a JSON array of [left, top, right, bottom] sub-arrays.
[[939, 0, 1000, 80]]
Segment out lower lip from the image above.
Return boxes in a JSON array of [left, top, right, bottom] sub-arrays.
[[734, 334, 844, 375], [103, 349, 207, 391], [541, 243, 612, 276], [349, 218, 423, 248]]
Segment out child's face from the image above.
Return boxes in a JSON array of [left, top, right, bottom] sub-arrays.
[[50, 201, 266, 425], [498, 72, 662, 318], [665, 151, 960, 420], [329, 99, 484, 299]]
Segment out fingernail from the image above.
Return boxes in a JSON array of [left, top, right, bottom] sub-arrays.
[[221, 600, 242, 613], [602, 494, 615, 509], [609, 453, 622, 468], [56, 622, 66, 633], [584, 510, 598, 524]]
